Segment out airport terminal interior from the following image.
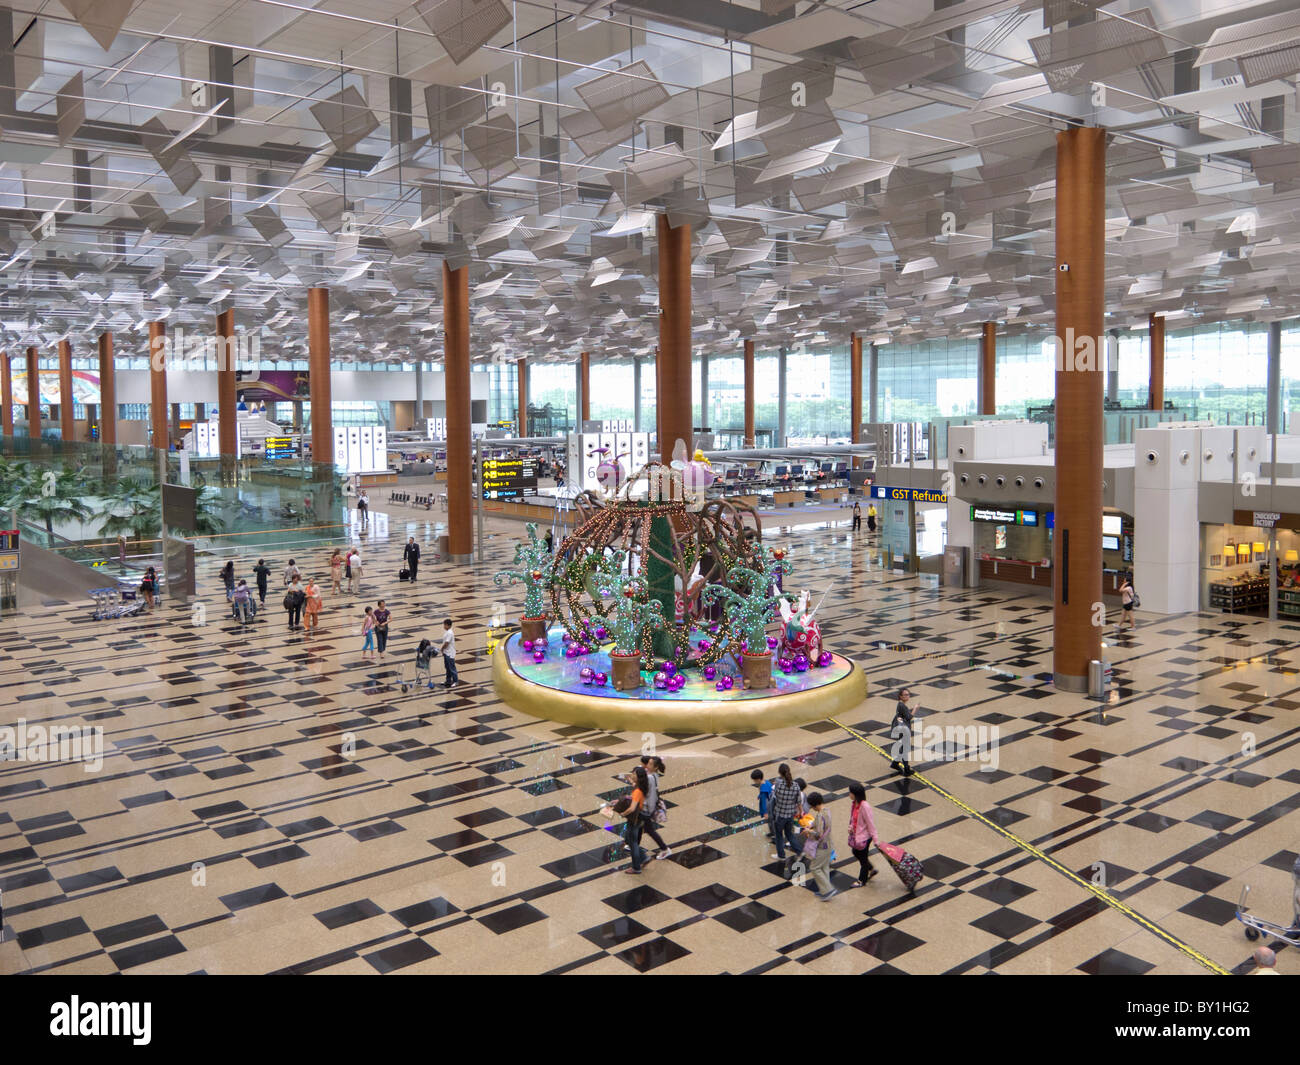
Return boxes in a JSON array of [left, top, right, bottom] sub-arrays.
[[1, 0, 1300, 977]]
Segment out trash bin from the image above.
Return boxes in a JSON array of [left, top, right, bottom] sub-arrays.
[[1088, 658, 1109, 698], [437, 534, 450, 558]]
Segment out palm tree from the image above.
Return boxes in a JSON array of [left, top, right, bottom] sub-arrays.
[[11, 466, 94, 538]]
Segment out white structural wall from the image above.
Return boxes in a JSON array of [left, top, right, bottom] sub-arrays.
[[112, 369, 489, 405]]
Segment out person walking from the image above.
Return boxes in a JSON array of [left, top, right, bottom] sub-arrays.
[[619, 765, 650, 875], [252, 558, 271, 605], [357, 491, 369, 523], [769, 764, 804, 867], [283, 577, 305, 630], [890, 688, 915, 777], [438, 617, 458, 686], [804, 793, 837, 901], [373, 600, 391, 660], [404, 537, 421, 583], [544, 529, 554, 554], [140, 566, 158, 609], [640, 756, 671, 860], [231, 579, 253, 623], [852, 501, 861, 531], [303, 578, 323, 634], [867, 503, 877, 532], [117, 534, 128, 574], [220, 560, 235, 598], [329, 549, 343, 595], [751, 769, 775, 840], [360, 605, 376, 662], [348, 549, 363, 595], [283, 558, 301, 587], [846, 782, 878, 886], [1119, 576, 1135, 630]]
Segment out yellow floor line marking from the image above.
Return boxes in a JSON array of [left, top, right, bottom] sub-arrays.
[[830, 717, 1231, 975]]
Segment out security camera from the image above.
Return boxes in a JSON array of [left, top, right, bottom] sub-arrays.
[[1145, 450, 1159, 465]]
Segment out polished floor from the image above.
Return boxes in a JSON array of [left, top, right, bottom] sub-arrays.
[[1, 509, 1297, 975]]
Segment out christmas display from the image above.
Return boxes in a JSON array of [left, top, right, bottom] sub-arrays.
[[493, 522, 554, 642]]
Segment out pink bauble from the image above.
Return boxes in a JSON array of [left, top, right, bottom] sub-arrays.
[[532, 650, 545, 663], [522, 640, 534, 652]]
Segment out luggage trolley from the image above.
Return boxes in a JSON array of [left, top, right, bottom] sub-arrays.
[[400, 660, 434, 693], [89, 586, 145, 620], [1235, 854, 1300, 945]]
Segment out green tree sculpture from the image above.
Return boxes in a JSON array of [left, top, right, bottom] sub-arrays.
[[494, 522, 554, 618], [607, 574, 666, 655], [701, 546, 789, 653]]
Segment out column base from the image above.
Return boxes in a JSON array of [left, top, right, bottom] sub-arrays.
[[1053, 672, 1089, 693], [446, 552, 474, 564]]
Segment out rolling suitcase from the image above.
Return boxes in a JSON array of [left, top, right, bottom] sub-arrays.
[[877, 840, 924, 893], [398, 568, 411, 581]]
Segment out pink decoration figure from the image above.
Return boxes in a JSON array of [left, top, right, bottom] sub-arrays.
[[777, 589, 823, 665]]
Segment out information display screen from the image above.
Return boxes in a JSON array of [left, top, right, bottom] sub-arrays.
[[264, 436, 298, 460], [482, 458, 538, 500]]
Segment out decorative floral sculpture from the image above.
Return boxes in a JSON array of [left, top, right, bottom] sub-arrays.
[[778, 588, 823, 666], [494, 522, 554, 641]]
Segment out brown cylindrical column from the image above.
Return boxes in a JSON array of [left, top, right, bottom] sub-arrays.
[[216, 310, 238, 473], [850, 333, 862, 465], [654, 346, 663, 446], [1, 352, 13, 439], [147, 322, 168, 450], [58, 339, 74, 440], [657, 214, 693, 463], [98, 333, 116, 475], [443, 261, 472, 560], [579, 350, 590, 423], [743, 339, 755, 448], [516, 356, 528, 435], [1052, 125, 1106, 692], [1148, 313, 1164, 411], [25, 347, 40, 439], [307, 289, 332, 467], [980, 322, 997, 415]]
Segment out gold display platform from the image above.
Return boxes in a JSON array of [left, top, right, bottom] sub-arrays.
[[492, 639, 866, 735]]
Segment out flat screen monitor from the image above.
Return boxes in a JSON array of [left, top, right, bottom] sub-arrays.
[[742, 468, 756, 480], [820, 462, 832, 473], [775, 465, 789, 476], [791, 464, 804, 476], [835, 462, 848, 472], [1102, 513, 1122, 536], [725, 468, 739, 480], [1102, 534, 1120, 551]]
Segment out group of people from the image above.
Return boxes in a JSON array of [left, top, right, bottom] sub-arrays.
[[752, 764, 882, 902], [850, 500, 878, 533], [610, 756, 671, 874]]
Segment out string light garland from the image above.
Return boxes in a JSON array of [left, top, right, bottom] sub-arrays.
[[493, 521, 553, 618]]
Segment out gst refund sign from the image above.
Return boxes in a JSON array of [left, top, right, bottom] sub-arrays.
[[872, 486, 948, 504]]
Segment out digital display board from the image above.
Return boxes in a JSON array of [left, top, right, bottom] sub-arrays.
[[481, 458, 538, 500], [263, 436, 298, 460], [970, 506, 1041, 527]]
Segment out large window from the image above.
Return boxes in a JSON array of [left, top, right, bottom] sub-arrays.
[[590, 361, 636, 423], [530, 362, 576, 431], [785, 347, 850, 444]]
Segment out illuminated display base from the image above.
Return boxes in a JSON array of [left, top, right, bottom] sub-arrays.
[[492, 627, 864, 734]]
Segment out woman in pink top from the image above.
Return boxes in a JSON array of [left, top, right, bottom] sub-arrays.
[[847, 782, 879, 885], [360, 606, 376, 661]]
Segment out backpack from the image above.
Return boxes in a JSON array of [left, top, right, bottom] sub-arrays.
[[283, 591, 294, 609]]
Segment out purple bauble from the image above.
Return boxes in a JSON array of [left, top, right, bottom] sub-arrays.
[[522, 639, 534, 652], [564, 646, 575, 658], [532, 650, 545, 663], [595, 672, 608, 686], [663, 661, 676, 675], [581, 673, 593, 686], [794, 655, 808, 672], [674, 674, 686, 690], [818, 651, 833, 667], [767, 636, 779, 650], [715, 680, 727, 692], [595, 626, 608, 640], [779, 659, 792, 674], [698, 640, 711, 653], [653, 672, 668, 689], [580, 666, 594, 679], [722, 675, 734, 690], [710, 623, 720, 634], [703, 665, 717, 680], [562, 632, 572, 642]]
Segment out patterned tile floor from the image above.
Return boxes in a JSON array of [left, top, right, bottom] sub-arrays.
[[1, 509, 1298, 974]]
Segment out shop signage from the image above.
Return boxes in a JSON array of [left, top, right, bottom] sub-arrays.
[[970, 506, 1039, 526], [872, 485, 948, 504], [1233, 510, 1300, 529]]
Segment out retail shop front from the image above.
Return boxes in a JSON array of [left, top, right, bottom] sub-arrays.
[[972, 504, 1132, 599], [871, 484, 948, 573], [1202, 507, 1300, 616]]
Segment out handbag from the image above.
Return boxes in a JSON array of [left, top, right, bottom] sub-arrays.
[[653, 799, 667, 826]]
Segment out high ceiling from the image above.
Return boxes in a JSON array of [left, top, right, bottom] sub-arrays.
[[1, 0, 1298, 365]]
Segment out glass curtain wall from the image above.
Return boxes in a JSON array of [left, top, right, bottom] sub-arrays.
[[530, 362, 577, 431], [705, 356, 745, 437], [785, 347, 850, 444], [589, 360, 636, 423]]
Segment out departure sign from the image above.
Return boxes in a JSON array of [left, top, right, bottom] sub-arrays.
[[482, 458, 538, 500], [264, 436, 298, 460]]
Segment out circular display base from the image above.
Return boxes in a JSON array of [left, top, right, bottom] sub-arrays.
[[492, 628, 865, 734]]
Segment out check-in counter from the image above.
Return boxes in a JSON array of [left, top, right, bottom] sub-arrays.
[[773, 490, 805, 508], [357, 471, 398, 488], [978, 558, 1126, 598]]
